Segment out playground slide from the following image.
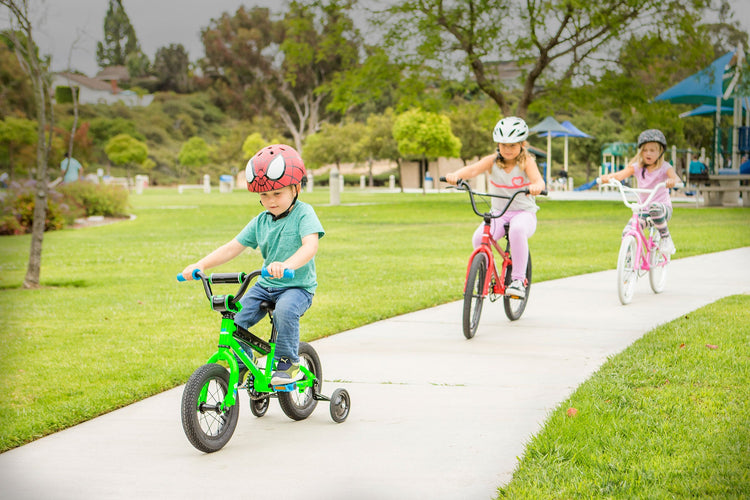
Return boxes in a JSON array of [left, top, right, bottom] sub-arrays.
[[574, 179, 598, 191]]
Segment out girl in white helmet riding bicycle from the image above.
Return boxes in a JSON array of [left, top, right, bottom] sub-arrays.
[[445, 116, 545, 299], [599, 129, 680, 254]]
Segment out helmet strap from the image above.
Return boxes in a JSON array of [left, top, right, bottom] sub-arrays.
[[270, 185, 299, 221]]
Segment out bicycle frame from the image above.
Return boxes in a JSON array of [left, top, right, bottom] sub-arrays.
[[457, 180, 536, 297], [607, 179, 670, 272], [192, 271, 316, 411], [466, 218, 512, 298]]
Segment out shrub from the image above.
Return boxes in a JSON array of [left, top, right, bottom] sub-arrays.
[[0, 180, 130, 235], [58, 182, 129, 217], [0, 181, 72, 235]]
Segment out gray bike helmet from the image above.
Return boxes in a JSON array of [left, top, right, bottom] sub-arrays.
[[493, 117, 529, 143], [637, 129, 667, 150]]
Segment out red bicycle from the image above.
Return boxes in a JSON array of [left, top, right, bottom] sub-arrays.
[[442, 177, 547, 338]]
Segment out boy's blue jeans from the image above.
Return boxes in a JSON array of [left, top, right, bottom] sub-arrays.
[[234, 283, 313, 363]]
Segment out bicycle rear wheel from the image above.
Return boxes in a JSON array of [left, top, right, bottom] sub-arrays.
[[181, 363, 239, 453], [277, 342, 321, 420], [648, 242, 669, 293], [503, 251, 531, 321], [617, 235, 638, 305], [463, 253, 487, 339]]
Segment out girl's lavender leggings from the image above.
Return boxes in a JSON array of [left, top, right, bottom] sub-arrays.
[[472, 210, 537, 282]]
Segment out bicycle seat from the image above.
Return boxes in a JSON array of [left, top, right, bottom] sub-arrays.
[[260, 301, 275, 312]]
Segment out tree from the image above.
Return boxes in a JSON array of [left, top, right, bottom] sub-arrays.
[[105, 133, 148, 179], [96, 0, 140, 68], [355, 109, 400, 187], [393, 108, 461, 191], [153, 44, 191, 93], [303, 121, 367, 170], [447, 101, 498, 165], [1, 0, 55, 288], [378, 0, 714, 118], [0, 32, 35, 117], [200, 0, 363, 152], [178, 136, 210, 170], [242, 133, 270, 160], [0, 116, 36, 181]]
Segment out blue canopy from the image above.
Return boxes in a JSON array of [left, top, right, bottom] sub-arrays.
[[538, 120, 593, 138], [654, 51, 735, 106], [529, 116, 569, 134], [679, 103, 747, 118]]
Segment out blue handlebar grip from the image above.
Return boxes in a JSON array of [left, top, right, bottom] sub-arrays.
[[261, 268, 295, 279], [176, 269, 201, 281]]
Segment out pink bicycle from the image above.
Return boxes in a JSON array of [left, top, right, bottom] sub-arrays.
[[602, 178, 677, 305]]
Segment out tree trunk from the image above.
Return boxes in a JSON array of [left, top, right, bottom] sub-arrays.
[[4, 0, 54, 288], [23, 64, 52, 289]]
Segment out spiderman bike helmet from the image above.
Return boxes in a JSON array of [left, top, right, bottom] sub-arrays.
[[492, 117, 529, 144], [245, 144, 306, 193]]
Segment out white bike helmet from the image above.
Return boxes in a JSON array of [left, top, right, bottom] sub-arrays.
[[493, 117, 529, 143]]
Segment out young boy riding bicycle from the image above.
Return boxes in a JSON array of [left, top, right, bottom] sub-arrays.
[[180, 144, 324, 386]]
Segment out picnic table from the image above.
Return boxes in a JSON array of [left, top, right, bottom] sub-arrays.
[[693, 174, 750, 207]]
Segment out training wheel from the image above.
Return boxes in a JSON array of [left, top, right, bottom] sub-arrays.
[[329, 388, 350, 423]]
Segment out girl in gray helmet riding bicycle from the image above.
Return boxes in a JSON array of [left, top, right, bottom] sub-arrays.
[[445, 116, 545, 299], [599, 129, 680, 254]]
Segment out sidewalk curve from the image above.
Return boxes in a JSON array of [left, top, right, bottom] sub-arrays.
[[1, 248, 748, 500]]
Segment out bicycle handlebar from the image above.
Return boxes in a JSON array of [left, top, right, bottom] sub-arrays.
[[261, 268, 295, 279], [176, 268, 201, 282], [439, 176, 548, 219], [598, 178, 683, 212], [176, 267, 294, 310]]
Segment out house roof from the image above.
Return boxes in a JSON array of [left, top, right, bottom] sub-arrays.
[[95, 65, 130, 81], [55, 72, 113, 91]]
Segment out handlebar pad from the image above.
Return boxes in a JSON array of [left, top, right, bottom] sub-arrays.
[[261, 268, 295, 279], [210, 273, 245, 284], [176, 268, 201, 282]]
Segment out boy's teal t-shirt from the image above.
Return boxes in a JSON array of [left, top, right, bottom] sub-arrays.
[[235, 201, 324, 294]]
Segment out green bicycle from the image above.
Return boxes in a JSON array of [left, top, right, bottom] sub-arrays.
[[177, 269, 350, 453]]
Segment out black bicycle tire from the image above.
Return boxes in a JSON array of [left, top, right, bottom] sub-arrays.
[[463, 253, 487, 339], [503, 251, 532, 321], [277, 342, 321, 420], [181, 363, 239, 453]]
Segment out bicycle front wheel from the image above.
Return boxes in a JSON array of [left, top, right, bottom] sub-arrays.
[[503, 252, 531, 321], [463, 253, 487, 339], [181, 363, 239, 453], [617, 235, 638, 305], [278, 342, 321, 421], [649, 242, 669, 293]]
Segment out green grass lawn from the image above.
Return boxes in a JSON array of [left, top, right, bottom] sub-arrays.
[[0, 188, 748, 463], [498, 294, 750, 499]]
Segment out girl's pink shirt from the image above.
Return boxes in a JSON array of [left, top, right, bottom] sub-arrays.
[[632, 160, 672, 206]]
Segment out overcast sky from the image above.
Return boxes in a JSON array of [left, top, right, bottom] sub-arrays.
[[1, 0, 748, 77]]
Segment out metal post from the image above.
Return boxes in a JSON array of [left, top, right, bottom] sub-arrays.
[[329, 166, 340, 206]]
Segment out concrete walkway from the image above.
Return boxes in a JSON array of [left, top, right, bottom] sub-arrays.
[[1, 248, 748, 500]]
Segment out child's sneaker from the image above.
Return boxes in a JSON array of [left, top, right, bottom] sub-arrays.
[[270, 357, 303, 386], [505, 279, 526, 299], [659, 236, 676, 255]]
